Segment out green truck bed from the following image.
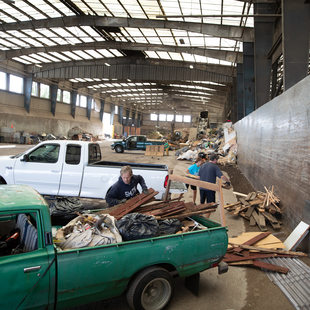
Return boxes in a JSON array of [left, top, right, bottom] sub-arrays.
[[0, 185, 228, 310]]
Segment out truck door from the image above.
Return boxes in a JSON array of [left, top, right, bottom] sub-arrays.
[[137, 136, 146, 150], [127, 136, 137, 149], [58, 144, 84, 196], [0, 211, 55, 310], [13, 143, 62, 195]]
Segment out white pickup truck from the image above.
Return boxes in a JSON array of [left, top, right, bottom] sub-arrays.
[[0, 140, 178, 199]]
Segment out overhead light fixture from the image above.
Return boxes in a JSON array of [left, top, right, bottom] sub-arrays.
[[104, 63, 111, 67], [179, 39, 185, 44], [189, 65, 194, 69]]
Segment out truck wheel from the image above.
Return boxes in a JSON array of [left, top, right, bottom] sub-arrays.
[[115, 145, 124, 153], [0, 177, 6, 184], [127, 267, 173, 310]]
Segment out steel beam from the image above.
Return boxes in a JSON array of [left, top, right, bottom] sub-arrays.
[[0, 16, 254, 41], [0, 41, 242, 63], [50, 84, 58, 116], [32, 59, 234, 84], [24, 76, 32, 113], [237, 63, 244, 120]]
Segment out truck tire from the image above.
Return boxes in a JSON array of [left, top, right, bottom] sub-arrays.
[[0, 176, 6, 184], [126, 267, 173, 310], [115, 145, 124, 153]]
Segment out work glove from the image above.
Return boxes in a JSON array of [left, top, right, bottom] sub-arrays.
[[143, 188, 149, 195], [225, 181, 231, 186]]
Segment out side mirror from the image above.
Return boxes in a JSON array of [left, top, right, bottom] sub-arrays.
[[21, 154, 29, 162]]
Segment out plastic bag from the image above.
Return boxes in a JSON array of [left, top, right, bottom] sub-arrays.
[[56, 214, 122, 250], [116, 213, 159, 241], [158, 219, 182, 235]]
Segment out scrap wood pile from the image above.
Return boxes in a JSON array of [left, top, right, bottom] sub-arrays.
[[224, 232, 307, 274], [102, 188, 218, 220], [54, 189, 216, 250], [225, 186, 282, 231]]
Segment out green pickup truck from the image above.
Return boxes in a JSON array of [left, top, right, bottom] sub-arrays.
[[111, 135, 164, 153], [0, 185, 228, 310]]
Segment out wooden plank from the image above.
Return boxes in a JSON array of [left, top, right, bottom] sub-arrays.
[[249, 215, 256, 226], [233, 191, 248, 197], [169, 174, 219, 192], [228, 243, 307, 256], [232, 232, 271, 253], [217, 178, 226, 227], [244, 206, 255, 220], [252, 260, 289, 274], [228, 232, 285, 250], [252, 210, 267, 231], [224, 253, 278, 262]]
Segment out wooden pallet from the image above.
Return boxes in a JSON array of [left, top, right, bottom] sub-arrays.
[[145, 145, 164, 156]]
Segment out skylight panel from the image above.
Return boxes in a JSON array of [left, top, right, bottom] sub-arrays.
[[29, 53, 51, 63], [86, 50, 104, 58], [50, 0, 75, 16], [145, 51, 159, 59], [74, 50, 93, 60], [80, 26, 103, 41], [36, 37, 57, 46], [48, 52, 71, 61], [0, 12, 15, 23], [38, 53, 61, 62], [97, 49, 115, 57], [15, 2, 45, 20], [121, 0, 146, 18], [109, 49, 124, 57], [169, 52, 183, 61], [219, 60, 234, 66], [194, 55, 209, 63], [5, 6, 29, 21], [0, 39, 12, 49], [104, 1, 128, 17], [11, 56, 31, 64], [4, 37, 28, 48], [139, 0, 160, 18], [182, 53, 195, 62], [19, 54, 42, 64], [62, 51, 82, 61]]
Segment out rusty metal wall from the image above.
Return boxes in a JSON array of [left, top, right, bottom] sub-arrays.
[[234, 75, 310, 228]]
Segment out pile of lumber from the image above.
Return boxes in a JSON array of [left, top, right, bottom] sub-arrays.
[[100, 188, 217, 220], [225, 186, 282, 231], [145, 145, 164, 156], [224, 232, 307, 273]]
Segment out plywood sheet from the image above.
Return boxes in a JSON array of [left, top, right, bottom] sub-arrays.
[[228, 232, 285, 249]]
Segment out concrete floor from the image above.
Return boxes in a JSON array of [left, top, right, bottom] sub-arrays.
[[0, 141, 295, 310]]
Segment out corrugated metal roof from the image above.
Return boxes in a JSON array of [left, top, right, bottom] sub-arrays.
[[263, 257, 310, 310]]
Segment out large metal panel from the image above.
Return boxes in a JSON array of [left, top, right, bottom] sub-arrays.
[[234, 76, 310, 229]]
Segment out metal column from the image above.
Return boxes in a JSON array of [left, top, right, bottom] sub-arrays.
[[243, 42, 255, 116], [100, 99, 105, 122], [237, 63, 244, 121], [71, 90, 77, 119], [24, 76, 32, 113], [86, 96, 92, 120], [282, 0, 310, 90], [254, 3, 276, 108], [50, 84, 58, 116]]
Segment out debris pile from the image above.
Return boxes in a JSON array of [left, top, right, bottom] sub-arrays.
[[54, 189, 216, 250], [225, 186, 282, 231], [224, 232, 307, 273], [174, 122, 237, 165]]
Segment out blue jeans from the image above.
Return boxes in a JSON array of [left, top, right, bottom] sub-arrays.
[[200, 190, 215, 204]]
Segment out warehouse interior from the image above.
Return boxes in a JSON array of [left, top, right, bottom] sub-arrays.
[[0, 0, 310, 309], [0, 0, 309, 230]]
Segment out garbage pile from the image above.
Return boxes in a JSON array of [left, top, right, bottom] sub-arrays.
[[175, 122, 237, 165], [53, 189, 212, 250]]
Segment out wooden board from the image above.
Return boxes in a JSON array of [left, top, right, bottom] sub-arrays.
[[228, 232, 285, 250], [145, 145, 164, 156]]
